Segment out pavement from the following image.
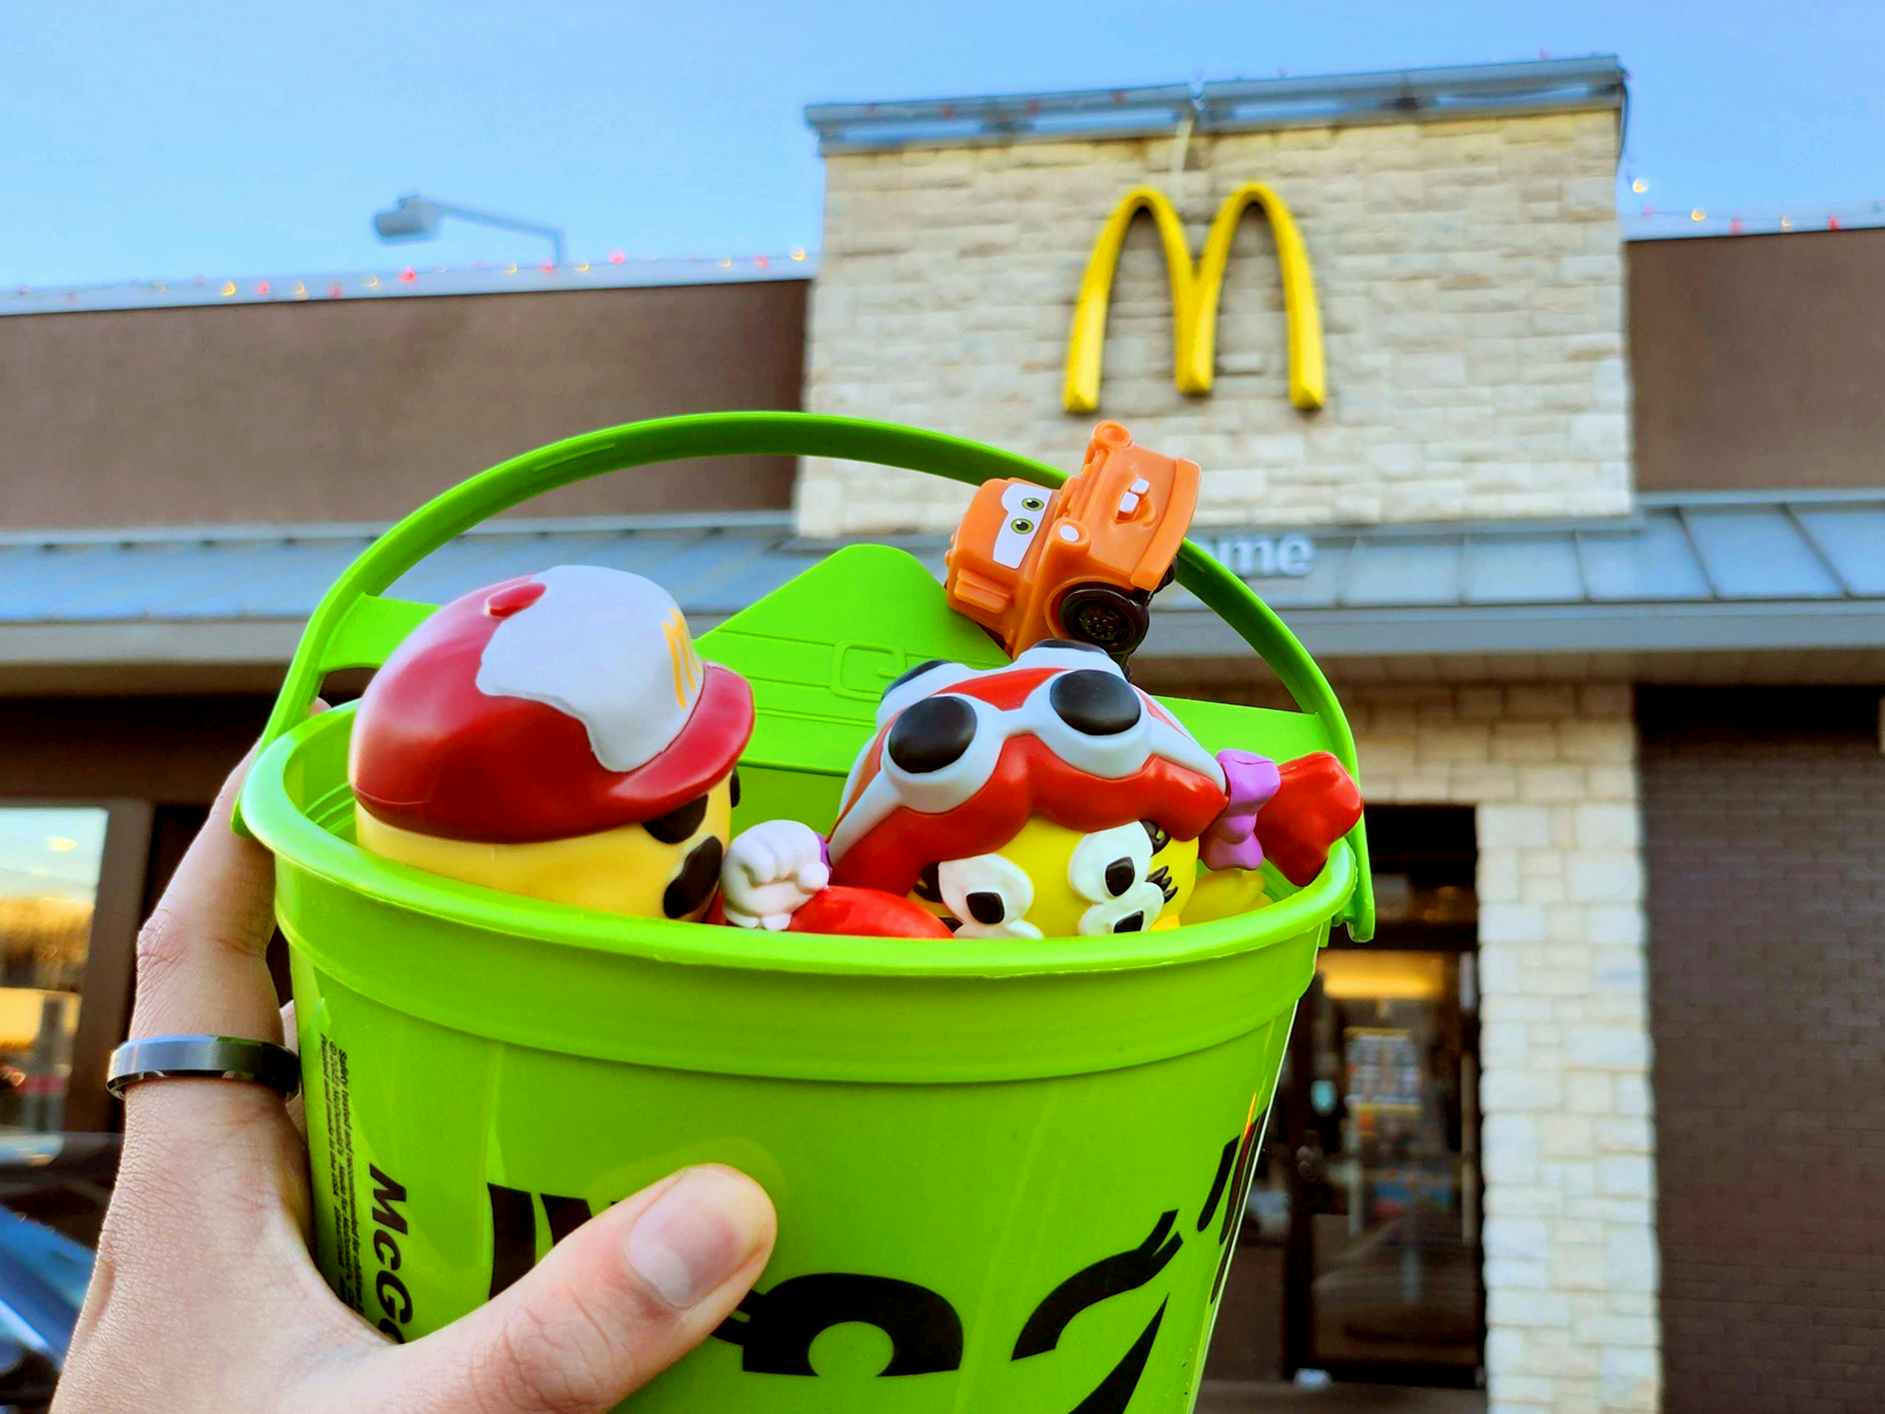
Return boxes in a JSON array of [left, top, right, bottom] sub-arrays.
[[1194, 1381, 1486, 1413]]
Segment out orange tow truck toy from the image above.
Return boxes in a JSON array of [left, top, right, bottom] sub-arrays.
[[944, 420, 1200, 663]]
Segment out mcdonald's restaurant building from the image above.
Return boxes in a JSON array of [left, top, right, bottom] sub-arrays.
[[4, 55, 1885, 1413]]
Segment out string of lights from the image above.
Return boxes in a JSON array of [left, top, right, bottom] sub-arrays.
[[8, 185, 1883, 318], [1616, 174, 1885, 239], [2, 248, 816, 317]]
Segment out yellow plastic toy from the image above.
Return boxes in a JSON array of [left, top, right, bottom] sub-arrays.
[[347, 565, 753, 920], [819, 642, 1356, 938]]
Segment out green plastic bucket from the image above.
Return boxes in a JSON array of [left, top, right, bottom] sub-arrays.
[[238, 413, 1373, 1413]]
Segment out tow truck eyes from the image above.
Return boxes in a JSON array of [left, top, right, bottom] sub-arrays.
[[993, 484, 1051, 569], [1008, 490, 1050, 533]]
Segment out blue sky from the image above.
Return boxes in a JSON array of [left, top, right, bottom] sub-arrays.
[[4, 0, 1882, 287]]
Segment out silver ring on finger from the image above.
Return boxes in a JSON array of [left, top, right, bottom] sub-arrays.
[[106, 1034, 301, 1101]]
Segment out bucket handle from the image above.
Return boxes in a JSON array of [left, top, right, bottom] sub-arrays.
[[238, 411, 1372, 939]]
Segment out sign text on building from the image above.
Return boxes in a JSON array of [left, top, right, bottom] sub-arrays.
[[1198, 533, 1316, 580]]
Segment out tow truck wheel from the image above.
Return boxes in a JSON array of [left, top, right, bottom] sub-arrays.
[[1056, 583, 1151, 659]]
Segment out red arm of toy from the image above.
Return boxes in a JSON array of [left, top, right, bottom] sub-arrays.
[[1255, 752, 1364, 888], [786, 887, 955, 939]]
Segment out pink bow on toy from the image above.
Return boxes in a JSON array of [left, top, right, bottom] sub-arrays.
[[1200, 749, 1282, 872]]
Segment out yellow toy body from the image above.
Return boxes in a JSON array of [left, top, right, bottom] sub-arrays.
[[345, 566, 755, 923], [904, 816, 1269, 939], [1185, 864, 1271, 924], [905, 817, 1193, 937], [355, 777, 734, 920]]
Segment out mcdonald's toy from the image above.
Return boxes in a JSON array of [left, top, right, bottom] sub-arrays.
[[241, 412, 1378, 1412], [347, 565, 753, 921], [748, 641, 1366, 939], [944, 421, 1198, 664]]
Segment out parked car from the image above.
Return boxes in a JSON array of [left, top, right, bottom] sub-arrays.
[[0, 1133, 115, 1412]]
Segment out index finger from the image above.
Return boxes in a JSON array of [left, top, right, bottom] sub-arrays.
[[108, 741, 309, 1250], [125, 743, 285, 1048]]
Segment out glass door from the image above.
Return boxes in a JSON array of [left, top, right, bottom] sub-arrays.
[[1284, 952, 1481, 1383], [1261, 805, 1484, 1387]]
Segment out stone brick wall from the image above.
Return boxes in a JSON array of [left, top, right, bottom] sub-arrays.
[[1164, 675, 1660, 1412], [801, 112, 1628, 535], [1640, 688, 1885, 1413]]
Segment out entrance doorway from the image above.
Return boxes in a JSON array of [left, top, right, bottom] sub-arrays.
[[1225, 806, 1483, 1388]]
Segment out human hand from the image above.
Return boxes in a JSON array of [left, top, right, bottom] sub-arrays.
[[56, 740, 777, 1413], [719, 819, 830, 931]]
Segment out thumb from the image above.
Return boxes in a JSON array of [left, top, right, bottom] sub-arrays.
[[359, 1166, 774, 1414]]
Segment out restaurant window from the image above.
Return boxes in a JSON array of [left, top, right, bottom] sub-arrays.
[[0, 808, 111, 1134]]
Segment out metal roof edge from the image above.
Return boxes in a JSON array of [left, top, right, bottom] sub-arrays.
[[1624, 218, 1885, 243], [2, 263, 816, 320], [1147, 598, 1885, 661], [805, 56, 1623, 154], [6, 494, 1879, 673], [0, 614, 737, 672], [8, 600, 1881, 674], [1636, 487, 1885, 508], [11, 489, 1879, 554], [10, 489, 1879, 555]]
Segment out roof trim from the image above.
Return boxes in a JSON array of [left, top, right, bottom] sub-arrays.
[[0, 510, 796, 550], [1636, 487, 1885, 508], [4, 490, 1881, 677], [0, 615, 736, 677], [805, 57, 1624, 154], [1, 262, 815, 321], [1154, 598, 1885, 661]]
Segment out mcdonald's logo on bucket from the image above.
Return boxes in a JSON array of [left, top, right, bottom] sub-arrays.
[[1063, 184, 1326, 415]]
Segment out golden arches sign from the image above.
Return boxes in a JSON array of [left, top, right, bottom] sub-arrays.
[[1063, 182, 1326, 414]]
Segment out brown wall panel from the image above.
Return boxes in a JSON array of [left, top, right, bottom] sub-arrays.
[[1641, 687, 1885, 1412], [0, 695, 268, 802], [0, 280, 808, 529], [1630, 230, 1885, 492], [0, 698, 273, 1139]]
